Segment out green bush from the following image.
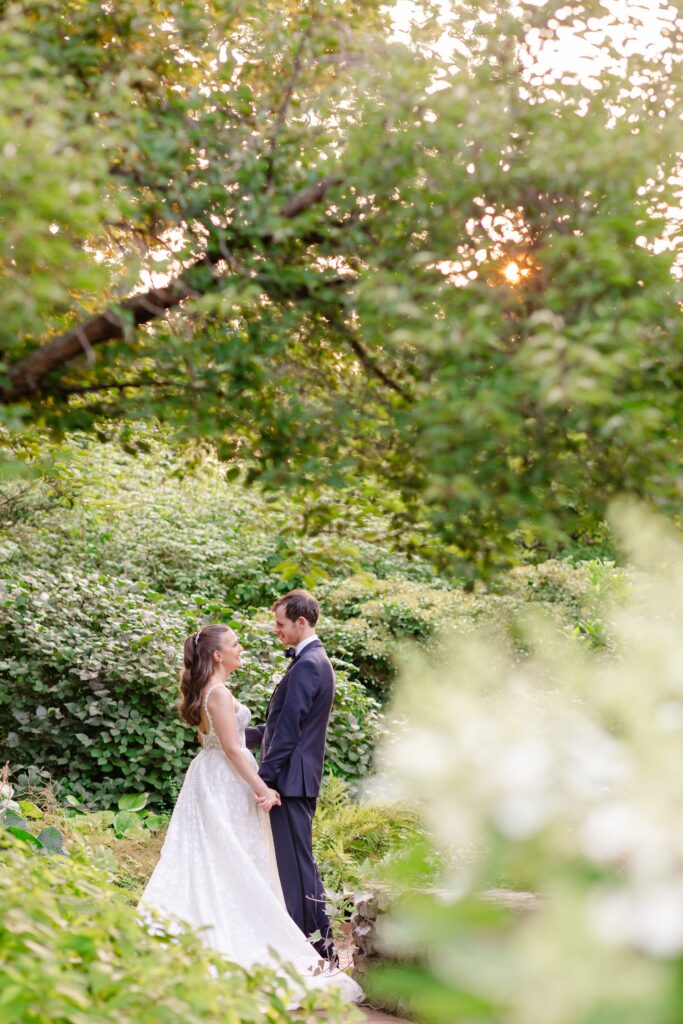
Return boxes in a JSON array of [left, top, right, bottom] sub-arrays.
[[0, 835, 344, 1023], [320, 559, 626, 696], [0, 569, 381, 807], [0, 434, 626, 805], [0, 568, 188, 807], [1, 438, 289, 609], [1, 434, 438, 608]]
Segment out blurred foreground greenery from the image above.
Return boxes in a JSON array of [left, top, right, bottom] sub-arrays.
[[369, 507, 683, 1023], [0, 830, 353, 1024]]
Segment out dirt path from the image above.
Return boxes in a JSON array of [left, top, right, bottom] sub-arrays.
[[358, 1009, 413, 1024]]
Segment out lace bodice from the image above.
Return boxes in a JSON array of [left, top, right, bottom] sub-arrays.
[[200, 684, 251, 752]]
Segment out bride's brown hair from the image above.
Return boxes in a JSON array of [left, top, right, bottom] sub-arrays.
[[178, 624, 230, 726]]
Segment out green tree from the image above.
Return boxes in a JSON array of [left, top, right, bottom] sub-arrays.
[[1, 0, 681, 571]]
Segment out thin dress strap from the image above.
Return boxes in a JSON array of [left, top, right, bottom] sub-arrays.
[[202, 683, 224, 727]]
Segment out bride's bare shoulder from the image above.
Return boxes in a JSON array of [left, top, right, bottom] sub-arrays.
[[206, 685, 236, 712]]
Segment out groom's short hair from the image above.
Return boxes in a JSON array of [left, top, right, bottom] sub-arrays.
[[272, 589, 320, 626]]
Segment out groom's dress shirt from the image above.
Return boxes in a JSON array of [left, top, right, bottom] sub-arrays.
[[294, 634, 318, 657], [245, 637, 334, 798]]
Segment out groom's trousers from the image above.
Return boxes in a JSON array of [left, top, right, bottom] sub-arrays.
[[269, 796, 335, 960]]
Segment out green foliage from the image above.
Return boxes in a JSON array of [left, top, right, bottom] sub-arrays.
[[0, 565, 382, 802], [313, 776, 421, 896], [1, 764, 66, 856], [0, 562, 381, 806], [0, 433, 398, 802], [0, 836, 343, 1023], [1, 432, 433, 605], [320, 558, 626, 695], [64, 791, 168, 839], [1, 2, 681, 570], [0, 566, 191, 807]]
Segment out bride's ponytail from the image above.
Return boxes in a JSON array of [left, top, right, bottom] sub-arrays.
[[178, 625, 229, 726]]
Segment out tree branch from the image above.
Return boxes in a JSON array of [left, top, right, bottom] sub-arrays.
[[279, 176, 341, 219], [264, 17, 315, 189], [2, 178, 340, 404], [0, 483, 33, 512], [3, 265, 213, 403], [51, 377, 186, 397], [344, 333, 410, 400], [324, 316, 410, 400]]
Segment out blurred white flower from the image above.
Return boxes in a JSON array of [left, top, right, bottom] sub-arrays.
[[374, 500, 683, 1019], [590, 879, 683, 956]]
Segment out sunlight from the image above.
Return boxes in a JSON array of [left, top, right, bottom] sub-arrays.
[[502, 261, 529, 286], [387, 0, 678, 82]]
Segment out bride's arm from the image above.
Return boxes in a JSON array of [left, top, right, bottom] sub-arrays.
[[207, 688, 280, 804]]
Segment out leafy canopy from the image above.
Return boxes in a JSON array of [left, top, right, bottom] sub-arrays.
[[1, 0, 682, 570]]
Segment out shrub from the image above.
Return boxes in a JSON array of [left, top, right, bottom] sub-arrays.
[[0, 570, 382, 807], [2, 434, 439, 609], [0, 568, 188, 807], [319, 559, 627, 696], [2, 438, 289, 609], [0, 835, 344, 1023]]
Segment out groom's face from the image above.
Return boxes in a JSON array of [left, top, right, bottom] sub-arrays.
[[274, 607, 304, 647]]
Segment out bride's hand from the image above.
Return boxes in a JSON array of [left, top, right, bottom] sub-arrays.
[[254, 787, 280, 811]]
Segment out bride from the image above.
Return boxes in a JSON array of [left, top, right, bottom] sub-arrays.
[[139, 623, 362, 1004]]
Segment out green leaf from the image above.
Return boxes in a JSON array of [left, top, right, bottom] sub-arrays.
[[19, 800, 44, 819], [6, 826, 42, 849], [113, 810, 139, 834], [88, 810, 116, 828], [143, 813, 166, 830], [37, 826, 66, 854], [117, 793, 149, 812], [3, 810, 27, 830]]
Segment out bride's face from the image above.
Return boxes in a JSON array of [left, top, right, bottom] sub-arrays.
[[216, 630, 243, 674]]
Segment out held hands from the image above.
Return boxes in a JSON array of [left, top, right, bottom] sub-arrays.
[[254, 787, 281, 812]]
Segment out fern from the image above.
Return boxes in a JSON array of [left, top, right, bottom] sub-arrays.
[[313, 776, 419, 892]]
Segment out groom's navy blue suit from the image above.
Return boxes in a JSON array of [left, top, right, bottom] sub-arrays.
[[245, 638, 335, 959]]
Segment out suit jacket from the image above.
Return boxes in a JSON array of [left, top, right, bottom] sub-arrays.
[[245, 639, 334, 798]]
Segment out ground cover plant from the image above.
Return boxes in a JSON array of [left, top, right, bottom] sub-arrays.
[[0, 832, 351, 1024]]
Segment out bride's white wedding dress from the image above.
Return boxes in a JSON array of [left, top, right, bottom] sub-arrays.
[[139, 683, 362, 1004]]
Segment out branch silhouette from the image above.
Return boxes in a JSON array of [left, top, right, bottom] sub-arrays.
[[3, 177, 340, 404]]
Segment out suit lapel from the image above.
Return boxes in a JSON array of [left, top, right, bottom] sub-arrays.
[[266, 659, 296, 717], [264, 641, 323, 719]]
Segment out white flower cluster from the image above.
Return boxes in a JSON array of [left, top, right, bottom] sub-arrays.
[[375, 506, 683, 1022]]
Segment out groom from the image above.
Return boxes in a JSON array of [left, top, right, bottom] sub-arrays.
[[245, 588, 336, 962]]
